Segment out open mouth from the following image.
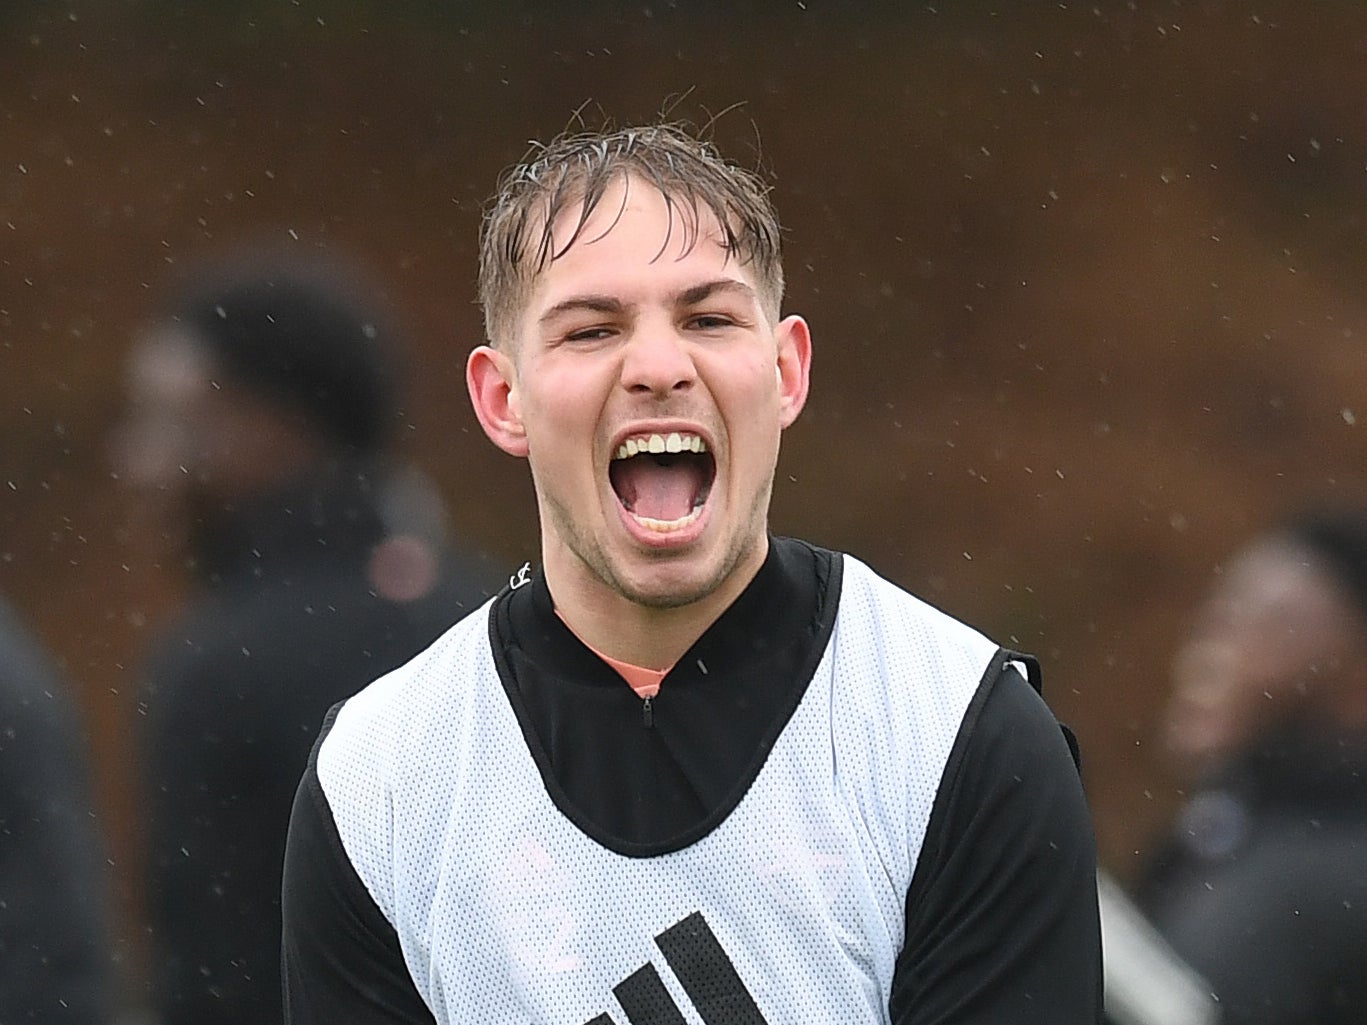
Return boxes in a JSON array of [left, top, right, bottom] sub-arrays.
[[609, 432, 716, 532]]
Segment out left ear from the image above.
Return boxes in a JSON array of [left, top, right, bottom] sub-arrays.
[[774, 314, 812, 429]]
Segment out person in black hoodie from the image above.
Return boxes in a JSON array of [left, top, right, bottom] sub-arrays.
[[117, 252, 495, 1025], [1138, 507, 1367, 1025], [0, 596, 115, 1023]]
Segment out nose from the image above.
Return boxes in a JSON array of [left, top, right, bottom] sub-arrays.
[[620, 321, 697, 398]]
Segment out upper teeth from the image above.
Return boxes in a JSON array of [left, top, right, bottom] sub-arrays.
[[614, 433, 708, 460]]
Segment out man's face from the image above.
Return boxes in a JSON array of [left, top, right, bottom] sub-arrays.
[[113, 327, 327, 531], [470, 175, 810, 612], [1163, 538, 1366, 775]]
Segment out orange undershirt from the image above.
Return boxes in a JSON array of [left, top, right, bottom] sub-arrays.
[[555, 610, 668, 698], [593, 648, 667, 698]]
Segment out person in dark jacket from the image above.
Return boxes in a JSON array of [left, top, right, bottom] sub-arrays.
[[0, 596, 115, 1023], [1137, 506, 1367, 1025], [116, 252, 495, 1025]]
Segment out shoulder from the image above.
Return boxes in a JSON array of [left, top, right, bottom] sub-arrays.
[[0, 598, 63, 698], [914, 659, 1094, 908], [0, 599, 87, 767], [835, 553, 1001, 669], [318, 597, 495, 779], [940, 660, 1085, 815], [308, 597, 497, 928], [821, 553, 1016, 871], [894, 661, 1103, 1022], [827, 554, 1003, 739]]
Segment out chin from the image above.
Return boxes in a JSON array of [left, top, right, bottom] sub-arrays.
[[613, 569, 717, 611], [612, 543, 749, 611]]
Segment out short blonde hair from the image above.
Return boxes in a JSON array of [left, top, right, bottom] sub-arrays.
[[478, 121, 784, 348]]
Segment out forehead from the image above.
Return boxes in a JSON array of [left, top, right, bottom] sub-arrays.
[[128, 325, 216, 400], [528, 176, 754, 302], [1211, 539, 1351, 627]]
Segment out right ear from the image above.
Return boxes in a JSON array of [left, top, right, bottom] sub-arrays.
[[466, 344, 528, 457]]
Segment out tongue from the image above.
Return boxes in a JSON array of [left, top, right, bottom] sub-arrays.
[[614, 456, 707, 521]]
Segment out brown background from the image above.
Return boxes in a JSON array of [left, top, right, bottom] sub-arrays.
[[6, 0, 1367, 978]]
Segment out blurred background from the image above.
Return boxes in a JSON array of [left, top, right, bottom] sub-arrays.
[[6, 0, 1367, 1013]]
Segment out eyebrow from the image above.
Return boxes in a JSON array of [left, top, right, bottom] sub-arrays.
[[675, 278, 758, 306], [537, 279, 757, 326], [537, 295, 626, 326]]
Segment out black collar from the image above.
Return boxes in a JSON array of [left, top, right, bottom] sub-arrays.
[[501, 535, 838, 691], [489, 536, 842, 853]]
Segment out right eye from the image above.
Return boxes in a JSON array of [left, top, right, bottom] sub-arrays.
[[565, 326, 615, 343]]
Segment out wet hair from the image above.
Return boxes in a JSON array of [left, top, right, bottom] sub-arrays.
[[169, 254, 401, 454], [1285, 507, 1367, 624], [478, 120, 785, 348]]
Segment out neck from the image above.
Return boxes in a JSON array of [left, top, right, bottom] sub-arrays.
[[542, 540, 768, 671]]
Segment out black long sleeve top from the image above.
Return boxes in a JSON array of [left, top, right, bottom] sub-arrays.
[[282, 538, 1102, 1023]]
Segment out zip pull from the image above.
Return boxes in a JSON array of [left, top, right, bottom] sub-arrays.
[[642, 695, 654, 728]]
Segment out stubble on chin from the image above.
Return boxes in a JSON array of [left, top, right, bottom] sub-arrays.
[[540, 485, 772, 613]]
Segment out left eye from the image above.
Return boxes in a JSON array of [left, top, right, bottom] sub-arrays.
[[689, 315, 733, 330]]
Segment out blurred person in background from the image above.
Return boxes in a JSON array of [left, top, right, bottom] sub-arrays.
[[0, 595, 115, 1023], [113, 251, 496, 1025], [1136, 506, 1367, 1025]]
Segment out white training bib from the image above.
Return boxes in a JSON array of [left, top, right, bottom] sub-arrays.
[[318, 555, 998, 1025]]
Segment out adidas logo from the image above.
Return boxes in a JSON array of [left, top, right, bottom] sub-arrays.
[[582, 911, 769, 1025]]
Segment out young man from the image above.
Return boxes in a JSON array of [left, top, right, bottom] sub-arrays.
[[281, 122, 1103, 1024]]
